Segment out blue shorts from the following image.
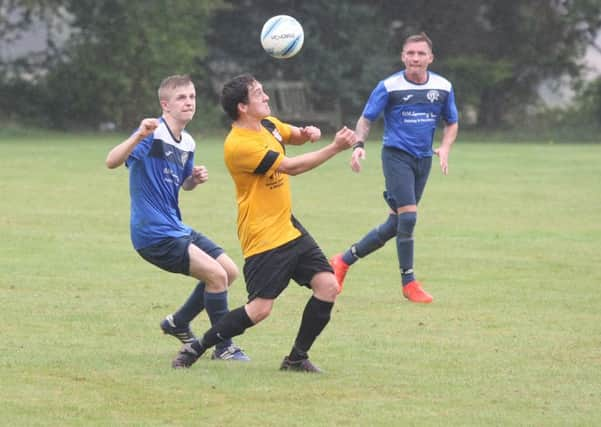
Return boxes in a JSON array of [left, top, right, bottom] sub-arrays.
[[242, 219, 333, 301], [381, 146, 432, 210], [136, 230, 224, 276]]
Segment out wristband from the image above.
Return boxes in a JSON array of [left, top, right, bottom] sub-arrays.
[[352, 141, 365, 150]]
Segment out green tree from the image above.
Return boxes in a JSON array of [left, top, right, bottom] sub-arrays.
[[204, 0, 398, 125], [3, 0, 600, 131], [569, 75, 601, 127], [40, 0, 222, 129], [205, 0, 601, 129]]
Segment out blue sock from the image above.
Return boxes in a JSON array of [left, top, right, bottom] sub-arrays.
[[396, 212, 417, 286], [342, 214, 397, 265], [204, 290, 233, 349], [173, 281, 205, 326]]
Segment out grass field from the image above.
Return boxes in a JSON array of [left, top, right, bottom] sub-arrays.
[[1, 133, 600, 426]]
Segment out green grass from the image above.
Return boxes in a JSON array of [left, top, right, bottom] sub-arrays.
[[1, 134, 600, 426]]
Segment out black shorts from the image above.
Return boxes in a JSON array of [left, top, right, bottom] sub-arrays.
[[137, 230, 224, 276], [243, 232, 333, 301]]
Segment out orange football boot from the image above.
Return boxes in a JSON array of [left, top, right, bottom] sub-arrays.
[[329, 253, 349, 294], [402, 280, 433, 303]]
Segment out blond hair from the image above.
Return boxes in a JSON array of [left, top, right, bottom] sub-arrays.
[[157, 74, 193, 101]]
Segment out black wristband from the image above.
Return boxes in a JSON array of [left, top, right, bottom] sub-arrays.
[[352, 141, 365, 150]]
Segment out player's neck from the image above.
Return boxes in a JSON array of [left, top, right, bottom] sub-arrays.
[[163, 115, 187, 140], [404, 70, 428, 84], [233, 116, 262, 132]]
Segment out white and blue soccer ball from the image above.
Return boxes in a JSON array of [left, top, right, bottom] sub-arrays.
[[260, 15, 304, 59]]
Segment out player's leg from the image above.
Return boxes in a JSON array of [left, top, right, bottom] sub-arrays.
[[330, 210, 398, 292], [187, 231, 249, 360], [283, 236, 336, 373], [162, 253, 234, 345], [395, 206, 418, 285], [391, 152, 433, 303], [136, 237, 202, 344], [344, 212, 398, 265], [172, 241, 295, 368], [161, 280, 205, 344], [168, 234, 239, 339], [174, 247, 238, 331], [330, 150, 401, 292], [216, 252, 239, 287], [159, 243, 226, 346], [171, 303, 257, 369]]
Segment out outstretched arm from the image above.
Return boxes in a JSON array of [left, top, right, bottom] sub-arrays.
[[277, 126, 356, 176], [350, 116, 372, 173], [434, 122, 458, 175], [105, 118, 158, 169]]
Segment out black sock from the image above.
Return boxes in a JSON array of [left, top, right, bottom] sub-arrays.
[[289, 296, 334, 361], [173, 281, 205, 325], [198, 306, 254, 350]]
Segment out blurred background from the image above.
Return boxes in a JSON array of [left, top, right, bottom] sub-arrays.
[[1, 0, 600, 140]]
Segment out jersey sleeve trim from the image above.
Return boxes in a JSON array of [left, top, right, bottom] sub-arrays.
[[253, 150, 280, 174]]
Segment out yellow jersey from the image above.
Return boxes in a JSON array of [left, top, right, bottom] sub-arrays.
[[224, 116, 302, 258]]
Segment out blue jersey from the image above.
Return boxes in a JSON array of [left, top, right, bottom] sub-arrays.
[[126, 118, 195, 249], [362, 70, 458, 158]]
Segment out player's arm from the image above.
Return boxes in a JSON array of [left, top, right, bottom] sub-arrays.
[[350, 115, 372, 173], [434, 121, 458, 175], [277, 126, 356, 176], [287, 125, 321, 145], [182, 165, 208, 191], [105, 118, 158, 169]]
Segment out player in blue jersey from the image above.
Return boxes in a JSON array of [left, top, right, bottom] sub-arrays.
[[330, 33, 459, 303], [105, 74, 249, 361]]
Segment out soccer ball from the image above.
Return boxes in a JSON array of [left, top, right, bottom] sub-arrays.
[[260, 15, 304, 59]]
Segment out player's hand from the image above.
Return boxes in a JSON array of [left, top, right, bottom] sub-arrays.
[[300, 125, 321, 143], [137, 118, 158, 138], [333, 126, 357, 150], [191, 165, 208, 184], [350, 147, 366, 173], [434, 146, 450, 175]]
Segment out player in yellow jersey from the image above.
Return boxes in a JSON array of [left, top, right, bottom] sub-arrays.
[[172, 74, 357, 372]]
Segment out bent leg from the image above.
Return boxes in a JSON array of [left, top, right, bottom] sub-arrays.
[[196, 298, 272, 351], [216, 252, 239, 287], [342, 213, 397, 265], [188, 244, 236, 349], [188, 244, 228, 291], [172, 251, 237, 329]]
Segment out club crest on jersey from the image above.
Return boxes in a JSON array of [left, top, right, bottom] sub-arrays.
[[426, 90, 440, 103], [270, 128, 283, 142], [180, 152, 189, 164]]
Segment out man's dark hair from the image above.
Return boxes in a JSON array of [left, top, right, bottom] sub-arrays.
[[221, 73, 257, 121]]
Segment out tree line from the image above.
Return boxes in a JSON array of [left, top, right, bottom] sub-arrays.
[[1, 0, 600, 133]]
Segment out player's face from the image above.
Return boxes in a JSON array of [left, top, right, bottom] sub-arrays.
[[401, 41, 433, 75], [244, 81, 271, 119], [163, 83, 196, 123]]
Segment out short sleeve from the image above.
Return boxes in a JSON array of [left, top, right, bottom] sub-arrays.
[[125, 131, 153, 167], [229, 136, 283, 175], [361, 81, 388, 121], [443, 87, 459, 124]]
